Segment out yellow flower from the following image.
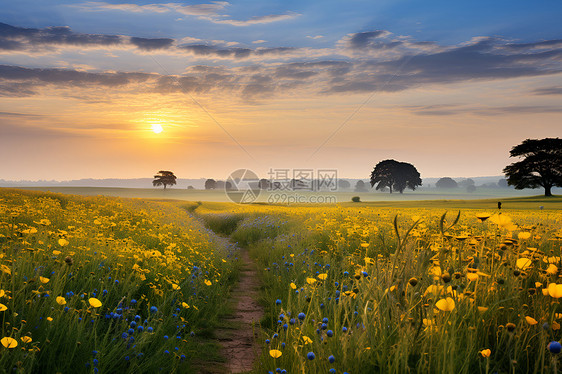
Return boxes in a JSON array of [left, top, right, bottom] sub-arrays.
[[553, 321, 561, 331], [518, 232, 531, 240], [0, 290, 4, 298], [477, 306, 488, 313], [172, 284, 180, 290], [39, 276, 50, 284], [467, 273, 478, 282], [480, 349, 491, 358], [47, 317, 53, 322], [548, 283, 562, 298], [317, 273, 327, 280], [204, 279, 212, 286], [525, 316, 538, 325], [547, 264, 558, 275], [56, 297, 66, 305], [1, 337, 17, 348], [52, 250, 62, 256], [290, 283, 297, 290], [306, 277, 317, 285], [20, 336, 32, 343], [360, 243, 369, 248], [1, 265, 11, 275], [58, 238, 69, 247], [436, 297, 455, 312], [88, 298, 102, 308], [182, 302, 190, 309], [0, 304, 6, 312], [269, 349, 282, 358], [516, 258, 532, 270], [302, 336, 312, 344]]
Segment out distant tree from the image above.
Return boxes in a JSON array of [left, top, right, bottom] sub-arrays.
[[498, 178, 509, 188], [187, 185, 195, 190], [436, 177, 458, 189], [338, 179, 351, 189], [370, 159, 422, 194], [458, 178, 475, 188], [351, 196, 361, 202], [205, 179, 216, 190], [355, 180, 368, 192], [503, 138, 562, 196], [152, 170, 177, 190], [216, 180, 225, 189], [466, 184, 477, 193], [225, 181, 234, 191]]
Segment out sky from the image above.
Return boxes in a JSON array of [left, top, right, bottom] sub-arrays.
[[1, 0, 561, 181]]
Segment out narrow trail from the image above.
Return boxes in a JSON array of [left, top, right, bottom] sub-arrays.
[[216, 247, 263, 373]]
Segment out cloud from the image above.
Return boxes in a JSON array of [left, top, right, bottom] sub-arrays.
[[532, 86, 562, 95], [407, 104, 562, 116], [348, 30, 390, 48], [326, 35, 562, 94], [0, 22, 122, 51], [252, 40, 267, 44], [129, 37, 174, 50], [0, 64, 152, 87], [73, 2, 298, 26], [307, 35, 323, 40], [73, 1, 229, 16], [210, 12, 300, 26], [179, 44, 297, 59]]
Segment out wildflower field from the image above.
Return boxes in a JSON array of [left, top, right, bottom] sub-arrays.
[[0, 189, 239, 373], [196, 199, 562, 373], [2, 188, 562, 374]]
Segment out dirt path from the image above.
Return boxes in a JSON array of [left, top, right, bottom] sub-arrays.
[[216, 247, 263, 373]]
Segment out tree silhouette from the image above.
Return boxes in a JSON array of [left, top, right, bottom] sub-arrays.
[[503, 138, 562, 196], [370, 159, 422, 194], [152, 170, 177, 190], [436, 177, 458, 189], [205, 179, 217, 190], [354, 180, 368, 192]]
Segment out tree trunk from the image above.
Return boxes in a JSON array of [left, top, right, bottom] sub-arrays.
[[544, 184, 552, 196], [389, 185, 393, 194], [163, 184, 167, 190]]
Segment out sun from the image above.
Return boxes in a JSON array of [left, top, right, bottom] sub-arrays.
[[151, 124, 163, 134]]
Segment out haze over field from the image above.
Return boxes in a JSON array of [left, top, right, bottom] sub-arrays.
[[0, 1, 561, 182]]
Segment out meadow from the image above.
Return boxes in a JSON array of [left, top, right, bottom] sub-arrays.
[[1, 187, 562, 373], [195, 197, 562, 373], [0, 189, 240, 373]]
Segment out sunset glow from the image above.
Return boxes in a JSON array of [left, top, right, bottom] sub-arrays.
[[0, 2, 560, 181]]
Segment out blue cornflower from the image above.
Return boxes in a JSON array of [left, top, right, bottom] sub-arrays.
[[549, 341, 562, 354], [307, 352, 315, 360], [298, 312, 306, 320], [150, 306, 158, 313], [275, 299, 282, 305], [328, 355, 335, 363]]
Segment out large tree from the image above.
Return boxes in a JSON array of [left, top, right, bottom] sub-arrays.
[[370, 159, 422, 194], [503, 138, 562, 197], [152, 170, 177, 189]]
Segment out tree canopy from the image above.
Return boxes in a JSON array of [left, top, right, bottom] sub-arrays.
[[503, 138, 562, 196], [152, 170, 177, 190], [370, 159, 422, 194], [436, 177, 458, 189]]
